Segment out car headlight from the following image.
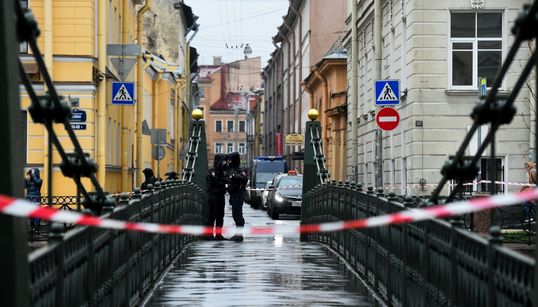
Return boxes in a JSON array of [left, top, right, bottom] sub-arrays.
[[274, 193, 284, 202]]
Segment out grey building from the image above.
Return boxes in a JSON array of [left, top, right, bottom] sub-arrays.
[[345, 0, 534, 195], [263, 0, 347, 166]]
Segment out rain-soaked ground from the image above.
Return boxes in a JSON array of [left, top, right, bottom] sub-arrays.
[[143, 201, 380, 307]]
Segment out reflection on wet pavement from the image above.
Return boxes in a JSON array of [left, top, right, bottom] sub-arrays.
[[144, 203, 378, 307]]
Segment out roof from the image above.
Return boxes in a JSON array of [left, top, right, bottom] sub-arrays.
[[178, 2, 195, 30], [324, 49, 347, 60], [273, 0, 303, 43], [303, 49, 347, 87]]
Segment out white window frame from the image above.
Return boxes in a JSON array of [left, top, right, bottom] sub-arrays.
[[239, 120, 246, 132], [227, 142, 234, 153], [215, 143, 224, 154], [238, 142, 246, 155], [448, 10, 505, 90], [227, 120, 234, 132], [215, 120, 223, 132]]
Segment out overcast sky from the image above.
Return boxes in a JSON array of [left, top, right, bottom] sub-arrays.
[[185, 0, 289, 67]]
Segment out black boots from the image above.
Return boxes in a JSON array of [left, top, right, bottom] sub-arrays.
[[230, 234, 244, 242]]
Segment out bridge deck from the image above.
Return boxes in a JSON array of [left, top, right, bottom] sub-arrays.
[[144, 202, 377, 306]]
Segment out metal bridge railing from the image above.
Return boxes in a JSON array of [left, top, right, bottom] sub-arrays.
[[301, 1, 538, 305], [29, 180, 207, 307], [302, 184, 534, 306], [13, 2, 210, 306]]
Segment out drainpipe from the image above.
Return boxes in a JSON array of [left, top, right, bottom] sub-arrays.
[[187, 23, 199, 44], [351, 0, 358, 183], [270, 43, 278, 153], [290, 2, 303, 136], [136, 0, 151, 186], [374, 0, 383, 188], [282, 22, 296, 136], [277, 30, 292, 151], [97, 0, 107, 187], [121, 0, 130, 192], [152, 71, 158, 174], [314, 69, 329, 142], [44, 0, 52, 197]]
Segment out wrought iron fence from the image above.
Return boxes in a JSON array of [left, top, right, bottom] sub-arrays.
[[28, 180, 207, 307], [302, 183, 534, 306]]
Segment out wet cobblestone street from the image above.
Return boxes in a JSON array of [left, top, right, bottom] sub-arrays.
[[144, 202, 378, 306]]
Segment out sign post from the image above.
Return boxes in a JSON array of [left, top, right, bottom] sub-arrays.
[[285, 133, 305, 145], [375, 79, 401, 106], [376, 107, 400, 131], [111, 82, 135, 105], [70, 109, 87, 130], [151, 129, 167, 179]]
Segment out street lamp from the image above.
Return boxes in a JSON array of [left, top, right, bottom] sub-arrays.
[[243, 43, 252, 59]]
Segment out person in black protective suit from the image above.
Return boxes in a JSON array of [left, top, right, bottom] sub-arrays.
[[206, 154, 228, 240], [226, 152, 248, 242], [25, 168, 42, 233], [141, 168, 158, 190]]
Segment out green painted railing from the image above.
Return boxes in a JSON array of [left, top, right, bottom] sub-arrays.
[[28, 181, 207, 307], [302, 184, 534, 306]]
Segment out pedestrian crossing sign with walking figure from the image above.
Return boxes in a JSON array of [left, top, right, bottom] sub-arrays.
[[375, 79, 400, 106], [112, 82, 135, 105]]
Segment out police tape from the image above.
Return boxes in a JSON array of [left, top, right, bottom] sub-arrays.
[[2, 189, 538, 237], [249, 180, 536, 192]]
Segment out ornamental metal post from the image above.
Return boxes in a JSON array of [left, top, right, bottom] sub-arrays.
[[0, 0, 30, 306], [182, 108, 208, 190]]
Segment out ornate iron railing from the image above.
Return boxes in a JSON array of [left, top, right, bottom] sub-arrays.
[[302, 183, 534, 306], [301, 1, 538, 305], [28, 181, 207, 307], [13, 2, 210, 306]]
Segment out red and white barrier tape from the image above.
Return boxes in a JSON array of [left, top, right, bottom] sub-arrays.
[[248, 180, 535, 192], [2, 189, 538, 237]]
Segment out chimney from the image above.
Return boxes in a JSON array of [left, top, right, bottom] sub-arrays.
[[213, 56, 222, 66]]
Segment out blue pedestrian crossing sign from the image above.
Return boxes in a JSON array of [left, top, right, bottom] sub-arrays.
[[375, 79, 400, 106], [112, 82, 135, 105]]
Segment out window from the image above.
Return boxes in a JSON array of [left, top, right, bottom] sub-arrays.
[[239, 120, 246, 132], [450, 12, 503, 88], [215, 120, 222, 132], [227, 120, 234, 132], [238, 142, 246, 155], [19, 1, 29, 53], [215, 143, 224, 154], [227, 142, 234, 153]]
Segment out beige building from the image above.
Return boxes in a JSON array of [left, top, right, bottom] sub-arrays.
[[196, 57, 262, 168], [345, 0, 533, 195]]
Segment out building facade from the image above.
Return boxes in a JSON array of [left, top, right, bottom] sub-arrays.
[[264, 0, 347, 168], [196, 57, 262, 168], [345, 0, 533, 195], [19, 0, 197, 196], [304, 51, 348, 182]]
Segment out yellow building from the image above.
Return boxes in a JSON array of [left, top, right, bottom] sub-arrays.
[[19, 0, 196, 197], [304, 51, 348, 182]]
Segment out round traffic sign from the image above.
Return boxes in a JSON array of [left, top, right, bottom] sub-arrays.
[[376, 107, 400, 131], [152, 145, 166, 160]]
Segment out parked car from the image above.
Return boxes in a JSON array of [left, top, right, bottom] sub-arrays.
[[267, 172, 303, 220], [261, 180, 273, 210]]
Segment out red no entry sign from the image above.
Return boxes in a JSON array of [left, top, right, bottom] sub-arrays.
[[376, 107, 400, 131]]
